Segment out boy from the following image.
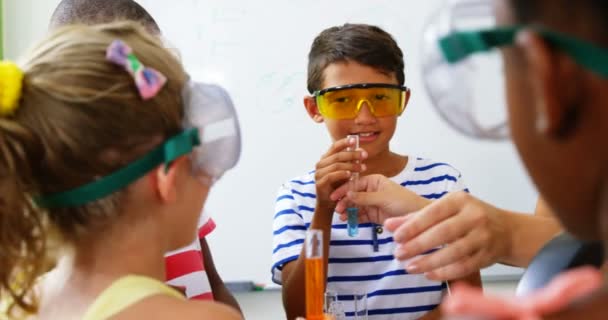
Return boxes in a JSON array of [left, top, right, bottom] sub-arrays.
[[48, 0, 241, 312], [272, 23, 481, 320]]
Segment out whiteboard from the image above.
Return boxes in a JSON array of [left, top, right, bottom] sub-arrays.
[[136, 0, 534, 284]]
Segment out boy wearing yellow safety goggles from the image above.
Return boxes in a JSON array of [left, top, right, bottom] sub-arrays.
[[271, 24, 481, 320]]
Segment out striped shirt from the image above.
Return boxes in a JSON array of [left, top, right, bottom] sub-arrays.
[[164, 210, 216, 300], [272, 157, 468, 320]]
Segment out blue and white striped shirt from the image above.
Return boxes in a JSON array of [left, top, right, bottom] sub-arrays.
[[271, 157, 468, 320]]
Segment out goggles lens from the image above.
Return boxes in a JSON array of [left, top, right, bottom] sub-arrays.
[[183, 81, 241, 183], [422, 0, 509, 140], [422, 0, 608, 140], [314, 83, 410, 120]]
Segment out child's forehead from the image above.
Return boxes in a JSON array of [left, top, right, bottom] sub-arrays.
[[321, 61, 398, 90]]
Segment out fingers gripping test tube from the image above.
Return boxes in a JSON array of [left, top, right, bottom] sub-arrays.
[[305, 230, 325, 320], [346, 135, 360, 237]]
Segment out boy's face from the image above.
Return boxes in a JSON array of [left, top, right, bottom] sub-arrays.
[[496, 0, 602, 239], [306, 60, 399, 160]]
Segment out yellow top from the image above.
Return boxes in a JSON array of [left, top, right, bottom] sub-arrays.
[[82, 275, 184, 320]]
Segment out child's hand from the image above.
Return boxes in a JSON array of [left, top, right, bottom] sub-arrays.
[[330, 174, 429, 225], [442, 266, 603, 320], [315, 137, 367, 208]]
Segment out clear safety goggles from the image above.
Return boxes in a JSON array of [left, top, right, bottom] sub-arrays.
[[421, 0, 608, 140], [314, 83, 410, 120], [183, 81, 241, 184], [35, 80, 241, 208]]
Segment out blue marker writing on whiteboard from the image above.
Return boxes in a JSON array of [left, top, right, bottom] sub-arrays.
[[346, 135, 359, 237]]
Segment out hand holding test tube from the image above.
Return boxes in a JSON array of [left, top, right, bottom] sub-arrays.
[[346, 135, 360, 237]]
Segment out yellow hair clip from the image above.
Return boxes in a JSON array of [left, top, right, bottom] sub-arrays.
[[0, 61, 24, 116]]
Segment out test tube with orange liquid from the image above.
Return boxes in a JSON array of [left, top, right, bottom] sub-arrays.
[[305, 229, 324, 320]]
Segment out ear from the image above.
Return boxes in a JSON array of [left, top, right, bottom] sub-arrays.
[[153, 157, 187, 203], [303, 95, 324, 123], [516, 30, 580, 138]]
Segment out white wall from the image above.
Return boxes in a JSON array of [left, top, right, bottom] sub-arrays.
[[4, 0, 61, 59], [137, 0, 535, 283]]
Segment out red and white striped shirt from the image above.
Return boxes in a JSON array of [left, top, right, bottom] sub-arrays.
[[164, 210, 216, 300]]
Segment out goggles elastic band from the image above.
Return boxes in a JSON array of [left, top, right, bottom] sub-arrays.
[[440, 26, 608, 79], [35, 128, 200, 208]]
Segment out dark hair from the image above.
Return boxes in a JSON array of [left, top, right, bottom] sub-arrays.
[[510, 0, 608, 45], [49, 0, 161, 34], [307, 23, 405, 93]]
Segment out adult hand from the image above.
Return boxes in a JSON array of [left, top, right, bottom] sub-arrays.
[[330, 174, 430, 224], [385, 192, 511, 281]]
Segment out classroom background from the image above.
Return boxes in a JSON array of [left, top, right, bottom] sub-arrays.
[[3, 0, 533, 318]]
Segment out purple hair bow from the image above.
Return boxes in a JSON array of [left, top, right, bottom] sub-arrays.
[[106, 40, 167, 100]]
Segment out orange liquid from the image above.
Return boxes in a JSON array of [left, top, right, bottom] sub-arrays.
[[305, 257, 324, 320]]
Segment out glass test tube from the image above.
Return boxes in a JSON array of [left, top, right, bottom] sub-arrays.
[[305, 229, 324, 320], [346, 135, 360, 237], [352, 290, 368, 319]]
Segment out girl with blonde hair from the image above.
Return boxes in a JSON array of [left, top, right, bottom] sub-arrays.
[[0, 21, 241, 320]]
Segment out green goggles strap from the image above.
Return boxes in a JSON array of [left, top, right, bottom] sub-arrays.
[[35, 128, 201, 208], [440, 26, 608, 79]]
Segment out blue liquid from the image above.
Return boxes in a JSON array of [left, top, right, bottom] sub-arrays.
[[346, 207, 359, 237]]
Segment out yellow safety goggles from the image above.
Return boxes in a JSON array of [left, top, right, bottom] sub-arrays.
[[313, 83, 411, 120]]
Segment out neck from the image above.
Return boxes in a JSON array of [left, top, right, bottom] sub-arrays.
[[45, 207, 168, 305], [363, 147, 407, 178], [73, 218, 167, 281]]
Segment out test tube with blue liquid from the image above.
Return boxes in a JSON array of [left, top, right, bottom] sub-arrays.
[[346, 135, 359, 237]]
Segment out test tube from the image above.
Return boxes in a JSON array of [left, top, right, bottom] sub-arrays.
[[352, 290, 368, 319], [305, 229, 324, 320], [324, 290, 338, 314], [346, 135, 360, 237]]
